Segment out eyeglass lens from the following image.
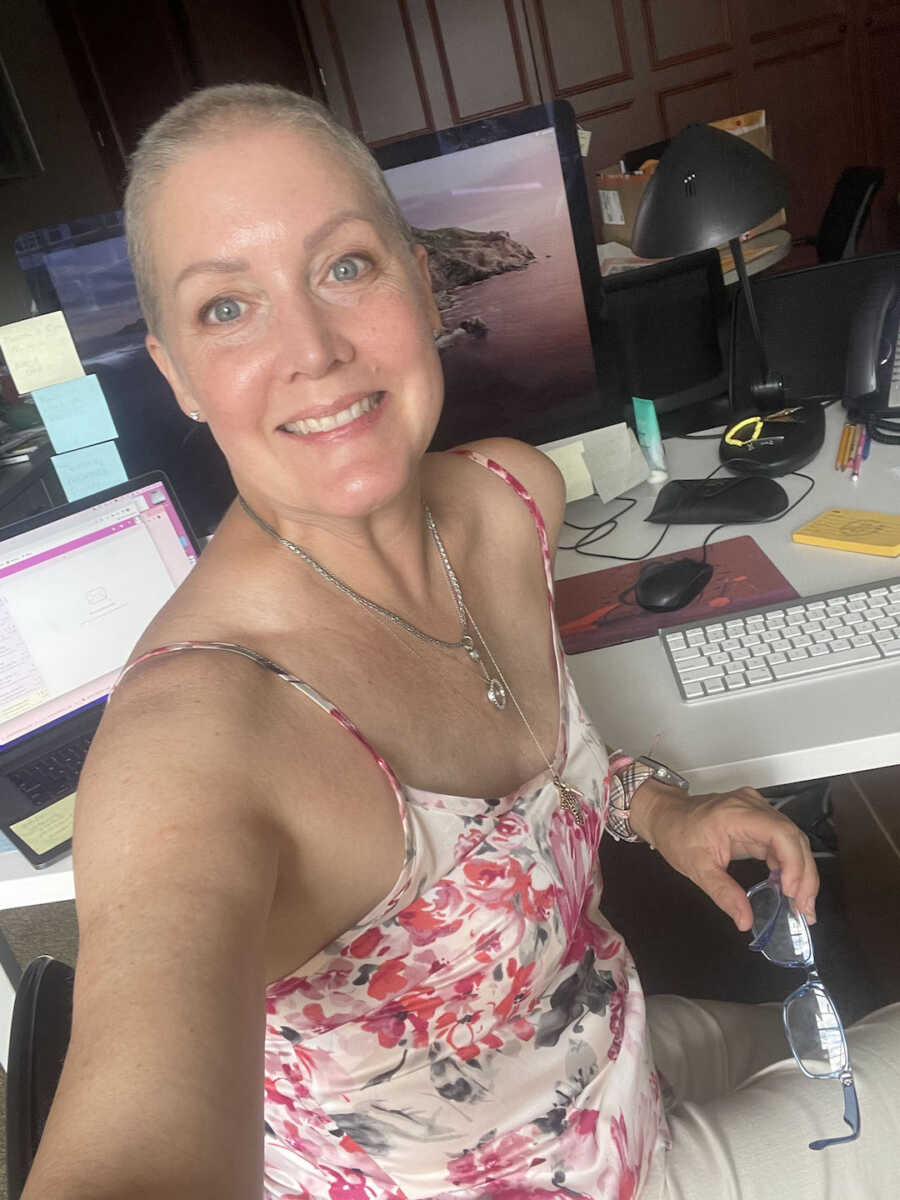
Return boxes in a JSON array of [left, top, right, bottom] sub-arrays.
[[785, 987, 848, 1076], [749, 885, 813, 964]]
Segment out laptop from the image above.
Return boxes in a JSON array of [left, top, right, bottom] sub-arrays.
[[0, 473, 202, 868]]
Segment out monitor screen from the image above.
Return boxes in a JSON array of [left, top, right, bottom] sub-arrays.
[[0, 475, 197, 751], [377, 101, 627, 448], [14, 215, 235, 537]]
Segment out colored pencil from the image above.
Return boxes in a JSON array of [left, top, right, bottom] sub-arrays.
[[843, 424, 859, 471], [835, 423, 852, 470]]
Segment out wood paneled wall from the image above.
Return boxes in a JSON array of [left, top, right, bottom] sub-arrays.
[[303, 0, 899, 251]]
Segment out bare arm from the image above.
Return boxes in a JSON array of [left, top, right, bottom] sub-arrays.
[[22, 666, 281, 1200]]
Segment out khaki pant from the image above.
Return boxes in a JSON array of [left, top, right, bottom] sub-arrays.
[[642, 996, 900, 1199]]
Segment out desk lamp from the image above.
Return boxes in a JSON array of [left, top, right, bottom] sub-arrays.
[[631, 122, 790, 411]]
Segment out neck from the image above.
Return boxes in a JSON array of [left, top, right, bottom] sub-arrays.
[[234, 479, 458, 621]]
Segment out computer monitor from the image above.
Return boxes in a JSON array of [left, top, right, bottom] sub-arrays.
[[602, 249, 727, 416], [13, 215, 235, 537], [376, 101, 628, 448], [730, 251, 900, 409]]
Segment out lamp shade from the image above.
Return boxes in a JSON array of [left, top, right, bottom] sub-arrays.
[[631, 122, 790, 259]]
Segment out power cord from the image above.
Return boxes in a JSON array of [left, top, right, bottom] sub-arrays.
[[560, 468, 816, 565]]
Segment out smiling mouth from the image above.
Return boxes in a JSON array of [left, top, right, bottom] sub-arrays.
[[281, 391, 385, 435]]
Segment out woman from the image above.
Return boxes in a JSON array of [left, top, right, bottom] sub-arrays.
[[23, 86, 898, 1200]]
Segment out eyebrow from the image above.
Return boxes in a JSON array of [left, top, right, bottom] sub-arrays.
[[172, 211, 377, 293]]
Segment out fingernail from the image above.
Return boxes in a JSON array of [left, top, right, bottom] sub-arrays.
[[805, 903, 817, 924]]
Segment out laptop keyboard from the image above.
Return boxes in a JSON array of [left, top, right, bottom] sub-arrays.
[[9, 731, 94, 806]]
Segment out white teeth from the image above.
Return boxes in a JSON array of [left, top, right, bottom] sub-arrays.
[[283, 392, 382, 435]]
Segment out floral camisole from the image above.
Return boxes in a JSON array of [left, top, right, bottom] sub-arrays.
[[121, 452, 667, 1199]]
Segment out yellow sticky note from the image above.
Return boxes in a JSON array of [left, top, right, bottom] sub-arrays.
[[0, 311, 85, 394], [9, 792, 75, 855], [544, 441, 594, 502]]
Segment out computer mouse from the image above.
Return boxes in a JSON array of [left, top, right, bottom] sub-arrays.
[[634, 558, 714, 612]]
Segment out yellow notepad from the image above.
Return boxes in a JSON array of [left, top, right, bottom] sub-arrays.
[[792, 508, 900, 556]]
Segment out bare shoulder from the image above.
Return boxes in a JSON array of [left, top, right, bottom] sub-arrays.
[[451, 437, 567, 550], [75, 647, 282, 915]]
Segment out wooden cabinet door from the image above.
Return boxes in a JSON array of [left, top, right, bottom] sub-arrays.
[[739, 4, 869, 248], [852, 0, 900, 250], [300, 0, 539, 145]]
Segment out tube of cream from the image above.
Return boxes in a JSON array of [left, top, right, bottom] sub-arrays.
[[632, 396, 668, 482]]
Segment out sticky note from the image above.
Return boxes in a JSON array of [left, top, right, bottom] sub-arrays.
[[10, 792, 75, 855], [544, 441, 594, 503], [52, 441, 127, 502], [582, 423, 650, 503], [0, 311, 84, 394], [32, 374, 117, 453]]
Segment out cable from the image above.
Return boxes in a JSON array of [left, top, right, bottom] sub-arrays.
[[696, 469, 816, 563]]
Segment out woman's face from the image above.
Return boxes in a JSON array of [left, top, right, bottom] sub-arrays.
[[145, 125, 443, 525]]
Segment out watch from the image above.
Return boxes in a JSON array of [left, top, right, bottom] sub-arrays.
[[607, 754, 690, 843]]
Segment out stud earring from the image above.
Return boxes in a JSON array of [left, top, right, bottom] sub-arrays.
[[188, 410, 201, 422]]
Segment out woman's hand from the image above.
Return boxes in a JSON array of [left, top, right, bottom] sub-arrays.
[[628, 779, 819, 932]]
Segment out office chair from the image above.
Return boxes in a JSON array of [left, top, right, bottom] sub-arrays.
[[793, 166, 885, 263], [6, 955, 75, 1200]]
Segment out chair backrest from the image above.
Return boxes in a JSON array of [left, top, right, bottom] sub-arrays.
[[6, 956, 75, 1200], [816, 167, 885, 263]]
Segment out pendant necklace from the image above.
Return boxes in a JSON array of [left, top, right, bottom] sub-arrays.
[[238, 495, 507, 708], [238, 495, 584, 823]]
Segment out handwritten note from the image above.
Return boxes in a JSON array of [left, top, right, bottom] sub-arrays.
[[52, 441, 127, 502], [33, 374, 118, 453], [9, 792, 75, 856], [582, 423, 650, 503], [543, 440, 594, 503], [0, 312, 84, 394]]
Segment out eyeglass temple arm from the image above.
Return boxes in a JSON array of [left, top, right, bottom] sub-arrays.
[[808, 1078, 860, 1151]]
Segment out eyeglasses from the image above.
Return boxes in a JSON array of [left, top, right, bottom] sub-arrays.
[[747, 870, 860, 1150]]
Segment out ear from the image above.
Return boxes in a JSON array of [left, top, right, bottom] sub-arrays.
[[412, 242, 442, 333], [145, 333, 198, 419]]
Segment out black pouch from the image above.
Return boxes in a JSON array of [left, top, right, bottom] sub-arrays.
[[646, 476, 789, 524]]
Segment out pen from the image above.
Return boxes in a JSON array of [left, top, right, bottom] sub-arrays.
[[851, 427, 866, 482], [863, 425, 872, 459]]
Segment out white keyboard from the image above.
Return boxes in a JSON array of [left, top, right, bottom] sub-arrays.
[[662, 577, 900, 702]]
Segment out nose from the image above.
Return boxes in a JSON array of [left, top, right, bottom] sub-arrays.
[[273, 290, 353, 380]]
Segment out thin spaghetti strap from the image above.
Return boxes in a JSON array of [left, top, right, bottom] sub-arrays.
[[451, 448, 556, 599], [112, 641, 405, 796]]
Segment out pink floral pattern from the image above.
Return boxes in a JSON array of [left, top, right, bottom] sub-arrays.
[[260, 452, 667, 1198], [135, 455, 666, 1198]]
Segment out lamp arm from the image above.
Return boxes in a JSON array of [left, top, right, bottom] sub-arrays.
[[729, 236, 784, 409]]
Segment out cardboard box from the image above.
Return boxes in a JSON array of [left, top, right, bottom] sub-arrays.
[[596, 162, 655, 247], [597, 110, 786, 248]]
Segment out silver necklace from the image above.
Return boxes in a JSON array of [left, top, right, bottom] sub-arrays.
[[237, 495, 508, 708], [462, 602, 585, 826]]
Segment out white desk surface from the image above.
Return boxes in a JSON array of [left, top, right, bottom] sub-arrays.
[[559, 403, 900, 794], [2, 404, 898, 911]]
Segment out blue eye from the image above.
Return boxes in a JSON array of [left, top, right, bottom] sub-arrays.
[[330, 256, 366, 283], [205, 297, 244, 324]]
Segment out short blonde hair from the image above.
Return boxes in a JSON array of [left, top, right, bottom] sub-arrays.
[[124, 83, 413, 336]]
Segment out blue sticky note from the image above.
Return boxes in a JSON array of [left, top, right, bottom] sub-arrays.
[[52, 441, 127, 502], [32, 374, 117, 453]]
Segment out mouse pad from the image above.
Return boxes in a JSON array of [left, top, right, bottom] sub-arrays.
[[556, 535, 799, 654]]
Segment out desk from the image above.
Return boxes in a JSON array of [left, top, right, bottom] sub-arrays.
[[0, 402, 897, 1064], [559, 403, 900, 794]]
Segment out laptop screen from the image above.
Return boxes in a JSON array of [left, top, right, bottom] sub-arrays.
[[0, 479, 198, 752]]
